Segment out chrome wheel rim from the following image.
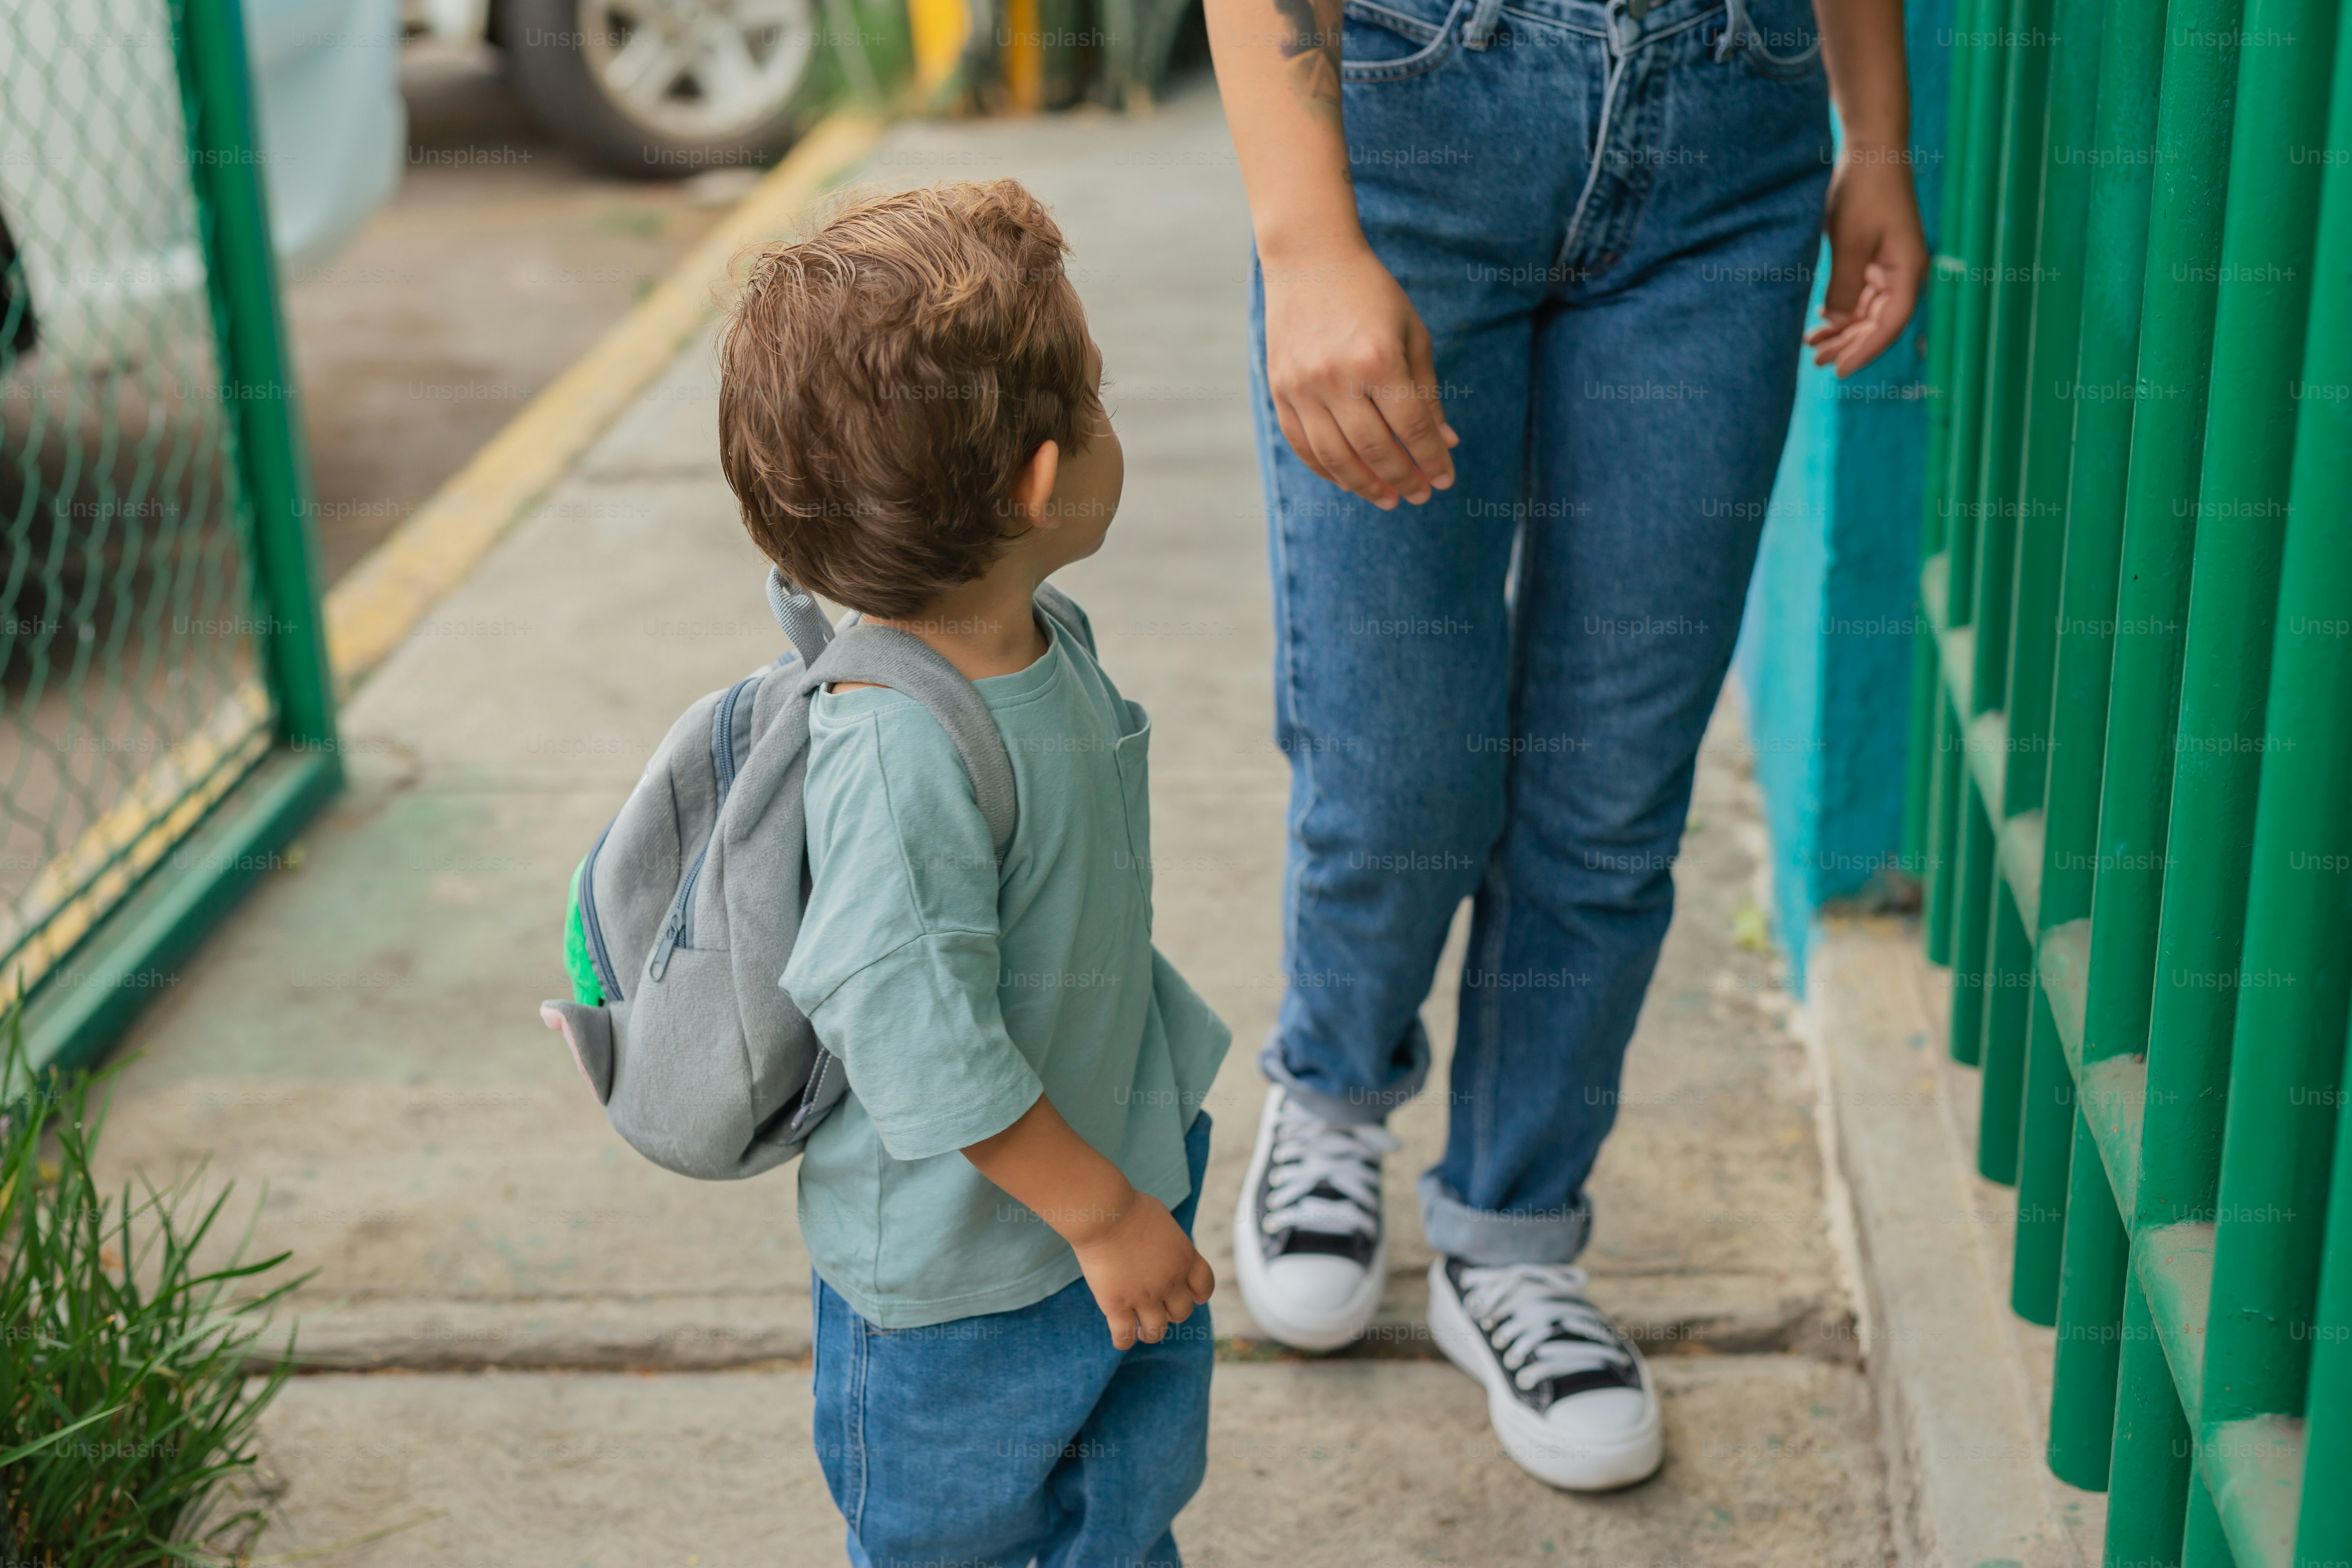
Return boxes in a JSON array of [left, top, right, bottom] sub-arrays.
[[578, 0, 816, 143]]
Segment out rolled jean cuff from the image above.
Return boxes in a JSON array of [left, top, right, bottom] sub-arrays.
[[1418, 1172, 1592, 1264], [1256, 1032, 1422, 1128]]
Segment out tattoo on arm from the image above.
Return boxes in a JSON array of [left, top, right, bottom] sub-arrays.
[[1272, 0, 1345, 119]]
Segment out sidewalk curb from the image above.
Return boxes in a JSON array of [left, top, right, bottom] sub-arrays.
[[1804, 913, 2096, 1568], [319, 113, 885, 694], [254, 1270, 1849, 1374]]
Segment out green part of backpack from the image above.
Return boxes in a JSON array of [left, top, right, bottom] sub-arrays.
[[564, 855, 604, 1007]]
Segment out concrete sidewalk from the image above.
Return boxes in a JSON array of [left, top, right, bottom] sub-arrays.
[[98, 85, 1892, 1566]]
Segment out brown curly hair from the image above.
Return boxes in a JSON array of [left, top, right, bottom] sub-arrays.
[[716, 180, 1102, 619]]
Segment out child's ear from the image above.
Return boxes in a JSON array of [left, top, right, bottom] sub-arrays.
[[1009, 439, 1062, 528]]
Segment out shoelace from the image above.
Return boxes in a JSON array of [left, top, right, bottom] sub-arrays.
[[1458, 1264, 1634, 1392], [1261, 1098, 1401, 1239]]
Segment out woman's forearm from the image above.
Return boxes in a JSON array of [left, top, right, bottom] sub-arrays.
[[1205, 0, 1461, 501], [1814, 0, 1911, 154], [1205, 0, 1364, 261]]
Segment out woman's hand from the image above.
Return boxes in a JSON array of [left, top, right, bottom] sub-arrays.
[[1205, 0, 1457, 507], [1805, 154, 1929, 377], [1261, 242, 1460, 510], [1810, 0, 1926, 377], [1069, 1195, 1218, 1350]]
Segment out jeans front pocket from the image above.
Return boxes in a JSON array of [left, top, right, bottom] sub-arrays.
[[1723, 0, 1823, 78], [1111, 700, 1154, 918], [1340, 0, 1467, 82]]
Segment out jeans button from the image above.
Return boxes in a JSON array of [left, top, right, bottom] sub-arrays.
[[1613, 11, 1642, 47]]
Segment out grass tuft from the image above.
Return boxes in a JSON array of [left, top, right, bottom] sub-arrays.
[[1, 1000, 308, 1565]]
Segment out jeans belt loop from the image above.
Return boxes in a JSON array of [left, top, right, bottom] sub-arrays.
[[1608, 0, 1641, 52], [1463, 0, 1507, 50], [1713, 0, 1748, 58]]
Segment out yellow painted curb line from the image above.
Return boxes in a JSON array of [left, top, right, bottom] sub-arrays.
[[322, 112, 886, 692], [0, 682, 271, 1006]]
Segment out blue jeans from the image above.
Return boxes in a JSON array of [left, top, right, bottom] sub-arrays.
[[812, 1113, 1213, 1567], [1251, 0, 1830, 1263]]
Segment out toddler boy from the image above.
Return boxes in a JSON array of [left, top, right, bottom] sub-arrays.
[[717, 180, 1231, 1566]]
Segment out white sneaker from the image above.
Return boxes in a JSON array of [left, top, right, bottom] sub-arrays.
[[1232, 1087, 1399, 1351], [1427, 1257, 1664, 1490]]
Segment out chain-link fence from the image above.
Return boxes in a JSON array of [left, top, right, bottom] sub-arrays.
[[1, 0, 339, 1072]]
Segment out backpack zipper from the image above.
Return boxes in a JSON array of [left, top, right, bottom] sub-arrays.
[[649, 846, 705, 980], [579, 820, 624, 1002], [651, 674, 759, 982], [712, 674, 756, 803]]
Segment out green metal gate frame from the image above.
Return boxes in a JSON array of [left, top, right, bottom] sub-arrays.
[[5, 0, 341, 1076], [1910, 0, 2352, 1555]]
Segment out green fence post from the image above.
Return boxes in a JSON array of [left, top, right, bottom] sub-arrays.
[[2080, 0, 2240, 1169], [2011, 988, 2071, 1321], [2170, 6, 2352, 1559], [2184, 0, 2342, 1494], [1958, 0, 2060, 1177], [1927, 693, 1967, 977], [1977, 879, 2033, 1183], [1924, 0, 2009, 971], [2304, 1027, 2352, 1562], [2038, 0, 2164, 962], [2108, 1268, 2194, 1567], [1940, 0, 2011, 622], [1964, 0, 2056, 730], [1952, 786, 1996, 1069], [2183, 1466, 2233, 1568], [2287, 16, 2352, 1561], [1903, 605, 1940, 890], [1999, 0, 2105, 1316], [2040, 0, 2170, 1462], [1938, 0, 2032, 1067], [175, 0, 338, 755], [2089, 0, 2245, 1554], [2050, 1110, 2128, 1487], [2156, 0, 2340, 1490]]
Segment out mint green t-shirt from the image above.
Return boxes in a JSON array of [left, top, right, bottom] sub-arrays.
[[782, 614, 1232, 1329]]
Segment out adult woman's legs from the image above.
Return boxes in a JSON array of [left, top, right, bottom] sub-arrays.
[[1428, 0, 1833, 1259]]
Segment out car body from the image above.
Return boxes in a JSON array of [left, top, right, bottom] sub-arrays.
[[400, 0, 823, 176]]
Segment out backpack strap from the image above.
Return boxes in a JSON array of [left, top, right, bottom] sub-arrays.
[[776, 577, 1098, 867], [800, 625, 1020, 864], [765, 566, 836, 666], [1033, 580, 1095, 655]]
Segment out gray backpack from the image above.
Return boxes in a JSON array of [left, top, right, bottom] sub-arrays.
[[539, 567, 1093, 1180]]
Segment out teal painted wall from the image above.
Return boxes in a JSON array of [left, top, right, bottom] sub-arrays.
[[1735, 0, 1951, 989]]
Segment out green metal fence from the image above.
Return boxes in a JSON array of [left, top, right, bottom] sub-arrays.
[[1911, 0, 2352, 1556], [1, 0, 340, 1074]]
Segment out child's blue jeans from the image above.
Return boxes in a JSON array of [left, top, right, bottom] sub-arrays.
[[811, 1112, 1214, 1568]]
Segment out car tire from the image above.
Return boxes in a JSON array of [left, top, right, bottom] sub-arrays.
[[501, 0, 816, 179], [0, 205, 37, 360]]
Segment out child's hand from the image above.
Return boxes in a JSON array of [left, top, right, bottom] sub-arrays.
[[1069, 1195, 1216, 1351], [960, 1094, 1215, 1350]]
